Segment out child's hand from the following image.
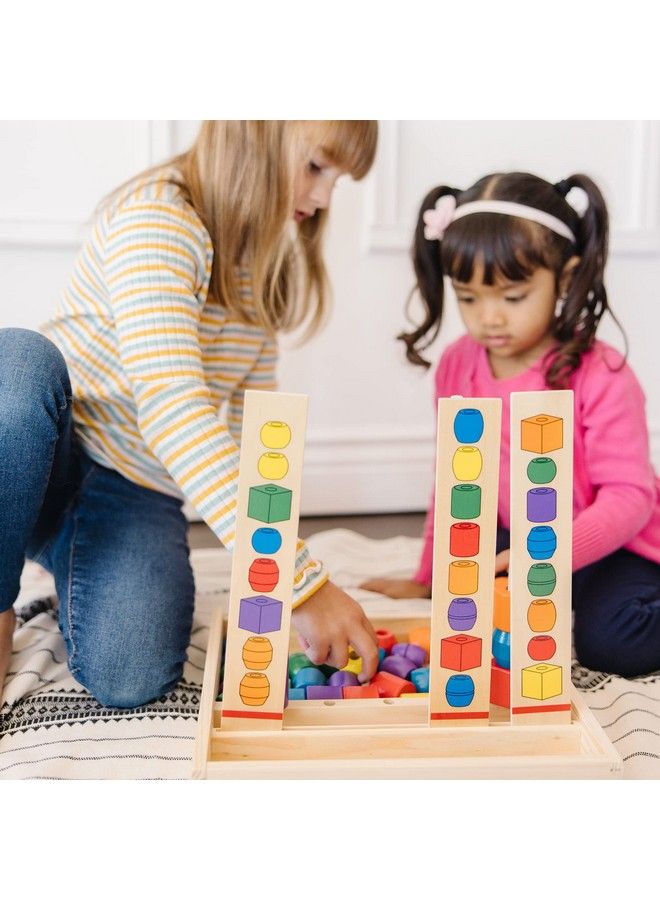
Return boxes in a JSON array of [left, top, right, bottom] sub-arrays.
[[495, 549, 510, 574], [359, 577, 431, 600], [291, 580, 379, 683]]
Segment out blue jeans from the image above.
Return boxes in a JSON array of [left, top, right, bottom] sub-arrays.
[[496, 527, 660, 678], [0, 328, 195, 707]]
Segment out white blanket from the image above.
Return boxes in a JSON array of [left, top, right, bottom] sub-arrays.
[[1, 529, 658, 778]]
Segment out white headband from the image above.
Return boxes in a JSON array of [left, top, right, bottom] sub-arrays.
[[423, 196, 577, 244]]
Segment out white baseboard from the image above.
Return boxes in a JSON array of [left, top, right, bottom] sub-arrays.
[[184, 424, 660, 522]]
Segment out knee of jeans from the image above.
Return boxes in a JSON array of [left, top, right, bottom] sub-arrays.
[[76, 664, 182, 709], [0, 329, 70, 409]]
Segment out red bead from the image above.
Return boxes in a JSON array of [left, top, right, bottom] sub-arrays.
[[248, 558, 279, 592], [527, 635, 556, 661], [449, 522, 480, 557], [375, 629, 396, 653]]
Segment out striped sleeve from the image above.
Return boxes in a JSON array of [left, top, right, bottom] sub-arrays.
[[105, 199, 241, 547], [227, 341, 329, 607]]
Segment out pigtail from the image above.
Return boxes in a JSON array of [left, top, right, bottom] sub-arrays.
[[547, 173, 627, 386], [398, 185, 460, 368]]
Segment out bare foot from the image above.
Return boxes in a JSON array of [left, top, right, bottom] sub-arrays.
[[0, 607, 16, 704]]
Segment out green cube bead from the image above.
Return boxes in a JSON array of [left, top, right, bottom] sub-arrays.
[[248, 483, 292, 523]]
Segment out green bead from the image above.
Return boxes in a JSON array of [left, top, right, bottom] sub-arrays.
[[451, 483, 481, 519], [527, 457, 557, 485], [527, 563, 557, 596], [248, 483, 292, 523], [288, 652, 314, 678]]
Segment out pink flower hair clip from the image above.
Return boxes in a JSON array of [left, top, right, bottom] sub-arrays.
[[423, 194, 457, 241]]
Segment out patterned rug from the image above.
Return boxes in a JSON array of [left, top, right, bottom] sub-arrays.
[[1, 529, 658, 778]]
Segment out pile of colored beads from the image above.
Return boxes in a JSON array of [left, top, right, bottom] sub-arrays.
[[283, 626, 432, 700]]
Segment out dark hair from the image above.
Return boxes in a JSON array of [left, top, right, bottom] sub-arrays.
[[399, 171, 627, 387]]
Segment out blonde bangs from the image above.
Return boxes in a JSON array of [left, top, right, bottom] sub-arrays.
[[304, 120, 378, 180]]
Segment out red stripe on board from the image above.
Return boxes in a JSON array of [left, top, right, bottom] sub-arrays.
[[222, 710, 283, 720], [512, 704, 572, 715], [431, 711, 490, 720]]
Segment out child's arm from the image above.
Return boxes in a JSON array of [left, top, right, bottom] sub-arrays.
[[108, 201, 377, 674], [571, 350, 657, 570]]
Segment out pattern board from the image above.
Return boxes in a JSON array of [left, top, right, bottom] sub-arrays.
[[220, 390, 308, 731], [428, 398, 502, 726], [509, 391, 573, 725]]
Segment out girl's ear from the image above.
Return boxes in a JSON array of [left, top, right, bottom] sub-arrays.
[[559, 255, 581, 296]]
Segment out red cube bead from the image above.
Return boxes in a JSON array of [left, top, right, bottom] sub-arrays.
[[440, 634, 482, 671]]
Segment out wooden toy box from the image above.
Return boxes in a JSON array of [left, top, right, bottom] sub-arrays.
[[192, 608, 623, 780]]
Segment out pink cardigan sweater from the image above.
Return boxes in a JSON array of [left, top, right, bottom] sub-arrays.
[[414, 335, 660, 586]]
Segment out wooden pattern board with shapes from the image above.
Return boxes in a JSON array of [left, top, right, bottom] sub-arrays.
[[428, 398, 502, 726], [509, 391, 573, 725], [220, 390, 308, 731]]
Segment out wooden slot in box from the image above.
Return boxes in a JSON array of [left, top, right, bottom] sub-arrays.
[[192, 609, 622, 780]]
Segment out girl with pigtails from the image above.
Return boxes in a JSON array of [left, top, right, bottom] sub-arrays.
[[363, 171, 660, 678]]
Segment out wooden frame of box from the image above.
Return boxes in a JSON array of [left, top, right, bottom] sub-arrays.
[[192, 608, 622, 779]]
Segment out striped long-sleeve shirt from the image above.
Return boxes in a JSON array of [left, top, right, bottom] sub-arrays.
[[41, 167, 328, 606]]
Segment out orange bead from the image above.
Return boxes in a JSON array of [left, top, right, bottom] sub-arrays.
[[407, 626, 431, 656], [493, 577, 510, 632]]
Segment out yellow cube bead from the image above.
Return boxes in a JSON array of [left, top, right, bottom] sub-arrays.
[[521, 664, 562, 700], [342, 647, 362, 676], [520, 415, 563, 454]]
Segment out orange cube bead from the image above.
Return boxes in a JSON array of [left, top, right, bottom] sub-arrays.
[[342, 684, 379, 699], [520, 414, 563, 453], [440, 634, 482, 671]]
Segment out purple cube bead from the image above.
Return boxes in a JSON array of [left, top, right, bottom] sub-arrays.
[[379, 654, 417, 679], [238, 595, 283, 634], [328, 670, 360, 687], [306, 685, 343, 701], [391, 642, 426, 668]]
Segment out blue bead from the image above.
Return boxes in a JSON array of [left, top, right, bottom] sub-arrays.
[[378, 647, 386, 663], [251, 527, 282, 554], [410, 667, 429, 693], [453, 408, 484, 444], [492, 628, 511, 669], [445, 674, 475, 707], [291, 667, 327, 689], [527, 525, 557, 560], [288, 687, 306, 700]]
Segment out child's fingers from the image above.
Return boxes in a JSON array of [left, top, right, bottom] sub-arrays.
[[304, 639, 331, 667], [348, 625, 379, 683]]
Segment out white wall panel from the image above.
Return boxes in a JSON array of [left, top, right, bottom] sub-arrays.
[[1, 121, 658, 515]]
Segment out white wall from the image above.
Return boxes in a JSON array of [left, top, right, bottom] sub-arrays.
[[1, 120, 658, 515]]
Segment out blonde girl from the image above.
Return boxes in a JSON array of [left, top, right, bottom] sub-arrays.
[[0, 121, 379, 705]]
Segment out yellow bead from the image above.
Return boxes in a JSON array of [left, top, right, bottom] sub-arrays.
[[260, 420, 292, 449], [258, 452, 289, 480], [341, 647, 362, 676], [452, 446, 483, 481], [521, 664, 562, 700]]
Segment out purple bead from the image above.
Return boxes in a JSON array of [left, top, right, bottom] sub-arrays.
[[447, 597, 477, 631], [379, 654, 416, 679], [527, 488, 557, 523], [328, 670, 360, 687], [391, 643, 426, 668], [306, 685, 343, 701], [238, 595, 283, 634]]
